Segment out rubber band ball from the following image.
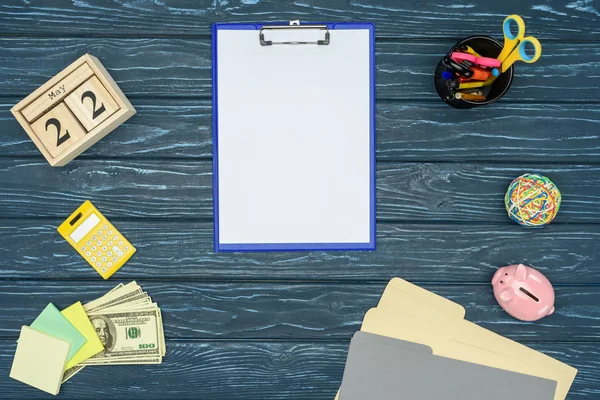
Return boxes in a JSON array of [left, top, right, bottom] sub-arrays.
[[505, 174, 561, 227]]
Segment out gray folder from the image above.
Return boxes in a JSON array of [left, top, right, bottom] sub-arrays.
[[339, 331, 557, 400]]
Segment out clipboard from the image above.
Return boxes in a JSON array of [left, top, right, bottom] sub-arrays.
[[212, 21, 376, 252]]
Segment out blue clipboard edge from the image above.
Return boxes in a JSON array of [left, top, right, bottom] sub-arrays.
[[212, 21, 376, 252]]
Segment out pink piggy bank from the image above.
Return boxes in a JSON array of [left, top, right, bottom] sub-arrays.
[[491, 264, 555, 322]]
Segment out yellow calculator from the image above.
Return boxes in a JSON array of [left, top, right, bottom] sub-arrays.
[[58, 200, 136, 279]]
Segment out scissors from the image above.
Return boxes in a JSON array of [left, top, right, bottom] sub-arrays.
[[497, 15, 542, 73]]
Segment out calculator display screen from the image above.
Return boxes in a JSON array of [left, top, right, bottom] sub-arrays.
[[70, 213, 101, 243]]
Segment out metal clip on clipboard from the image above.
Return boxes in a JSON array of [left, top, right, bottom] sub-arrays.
[[259, 20, 330, 46]]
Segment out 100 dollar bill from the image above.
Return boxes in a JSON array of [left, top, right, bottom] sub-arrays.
[[62, 365, 85, 383], [81, 309, 163, 364], [85, 288, 144, 313], [83, 282, 139, 310], [78, 356, 162, 365]]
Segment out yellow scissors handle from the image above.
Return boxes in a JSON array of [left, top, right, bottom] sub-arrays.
[[497, 14, 525, 62], [501, 36, 542, 72]]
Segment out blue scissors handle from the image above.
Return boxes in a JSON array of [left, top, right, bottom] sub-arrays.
[[518, 37, 541, 62], [501, 36, 542, 72]]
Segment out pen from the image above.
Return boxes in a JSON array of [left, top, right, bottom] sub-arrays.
[[464, 46, 482, 57], [450, 77, 496, 90], [455, 92, 487, 101]]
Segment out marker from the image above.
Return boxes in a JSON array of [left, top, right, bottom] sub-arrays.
[[451, 52, 501, 69], [470, 67, 492, 81], [449, 79, 490, 90], [458, 77, 496, 90]]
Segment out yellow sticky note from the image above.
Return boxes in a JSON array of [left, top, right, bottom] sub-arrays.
[[10, 326, 70, 395], [61, 302, 104, 370]]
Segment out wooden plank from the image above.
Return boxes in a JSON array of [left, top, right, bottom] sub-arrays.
[[374, 102, 600, 162], [0, 340, 596, 399], [1, 38, 599, 101], [1, 282, 599, 341], [3, 220, 600, 282], [1, 99, 213, 159], [0, 159, 598, 222], [3, 99, 600, 162], [0, 38, 212, 98], [1, 1, 599, 39], [0, 159, 212, 219]]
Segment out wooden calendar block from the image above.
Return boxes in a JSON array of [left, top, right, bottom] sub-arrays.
[[64, 76, 120, 131], [11, 54, 136, 167], [21, 63, 95, 123], [30, 103, 87, 158]]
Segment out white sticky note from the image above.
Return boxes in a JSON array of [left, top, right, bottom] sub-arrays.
[[10, 326, 71, 395]]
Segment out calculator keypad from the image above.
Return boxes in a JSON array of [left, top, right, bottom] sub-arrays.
[[112, 246, 124, 257], [76, 221, 134, 279]]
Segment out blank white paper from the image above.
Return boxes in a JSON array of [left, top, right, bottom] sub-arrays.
[[216, 27, 373, 247]]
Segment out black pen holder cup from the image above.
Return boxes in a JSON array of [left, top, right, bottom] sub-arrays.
[[434, 36, 515, 109]]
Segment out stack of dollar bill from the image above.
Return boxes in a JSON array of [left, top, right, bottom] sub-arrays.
[[64, 281, 166, 382]]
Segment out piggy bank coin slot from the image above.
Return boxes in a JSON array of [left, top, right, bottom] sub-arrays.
[[519, 287, 539, 302]]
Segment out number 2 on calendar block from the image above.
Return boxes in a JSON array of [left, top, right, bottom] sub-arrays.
[[65, 76, 120, 131], [30, 103, 86, 157]]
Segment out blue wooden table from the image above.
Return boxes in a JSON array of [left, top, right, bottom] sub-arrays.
[[1, 1, 599, 398]]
